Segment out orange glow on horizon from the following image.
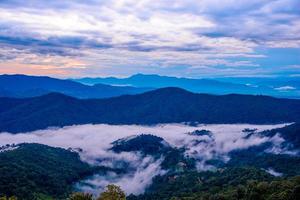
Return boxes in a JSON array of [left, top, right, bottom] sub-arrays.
[[0, 60, 87, 77]]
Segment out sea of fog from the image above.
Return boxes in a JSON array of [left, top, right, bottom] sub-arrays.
[[0, 123, 291, 195]]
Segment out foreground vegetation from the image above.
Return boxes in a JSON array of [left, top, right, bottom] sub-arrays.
[[1, 168, 300, 200], [0, 143, 96, 199], [128, 168, 300, 200], [69, 185, 126, 200], [69, 171, 300, 200]]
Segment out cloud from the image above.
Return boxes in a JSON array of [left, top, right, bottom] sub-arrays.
[[274, 86, 297, 91], [264, 133, 298, 155], [265, 168, 283, 177], [0, 123, 290, 194], [0, 0, 299, 77], [78, 158, 166, 195]]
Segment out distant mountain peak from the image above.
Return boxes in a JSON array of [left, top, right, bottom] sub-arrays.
[[130, 73, 177, 79], [38, 92, 75, 99], [145, 87, 192, 95], [130, 73, 161, 78]]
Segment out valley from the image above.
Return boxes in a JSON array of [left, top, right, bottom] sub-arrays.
[[1, 123, 299, 199]]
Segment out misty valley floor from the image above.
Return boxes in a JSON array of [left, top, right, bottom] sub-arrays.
[[1, 123, 299, 199]]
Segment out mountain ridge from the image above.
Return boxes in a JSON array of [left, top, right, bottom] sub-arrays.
[[73, 73, 300, 98], [0, 74, 152, 99], [1, 87, 300, 133]]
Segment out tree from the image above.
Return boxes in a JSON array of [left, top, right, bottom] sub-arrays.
[[0, 197, 17, 200], [69, 192, 93, 200], [97, 185, 126, 200], [290, 185, 300, 200]]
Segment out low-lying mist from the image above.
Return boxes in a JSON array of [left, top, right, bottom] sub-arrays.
[[0, 123, 290, 195]]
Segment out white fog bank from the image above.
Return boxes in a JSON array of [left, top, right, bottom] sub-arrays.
[[0, 123, 289, 194]]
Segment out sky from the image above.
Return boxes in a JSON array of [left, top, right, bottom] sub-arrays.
[[0, 0, 299, 78]]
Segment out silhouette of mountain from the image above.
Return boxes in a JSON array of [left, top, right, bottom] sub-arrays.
[[0, 74, 151, 98], [0, 87, 299, 133], [73, 74, 300, 98]]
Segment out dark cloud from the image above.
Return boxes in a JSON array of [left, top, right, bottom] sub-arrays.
[[0, 0, 98, 10], [0, 35, 113, 58], [0, 35, 111, 49]]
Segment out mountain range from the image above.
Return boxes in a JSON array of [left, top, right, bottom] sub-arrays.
[[0, 74, 152, 99], [73, 74, 300, 98], [1, 74, 299, 99], [1, 87, 299, 133]]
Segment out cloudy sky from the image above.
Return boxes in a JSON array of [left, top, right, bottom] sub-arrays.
[[0, 0, 299, 78]]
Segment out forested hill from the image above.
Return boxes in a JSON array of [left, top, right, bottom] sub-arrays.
[[0, 143, 95, 199], [1, 87, 300, 133]]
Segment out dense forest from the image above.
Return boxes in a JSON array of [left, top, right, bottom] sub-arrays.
[[1, 88, 300, 133], [0, 143, 114, 199], [2, 168, 299, 200], [128, 168, 300, 200]]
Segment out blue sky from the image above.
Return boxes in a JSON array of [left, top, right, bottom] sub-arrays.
[[0, 0, 299, 78]]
